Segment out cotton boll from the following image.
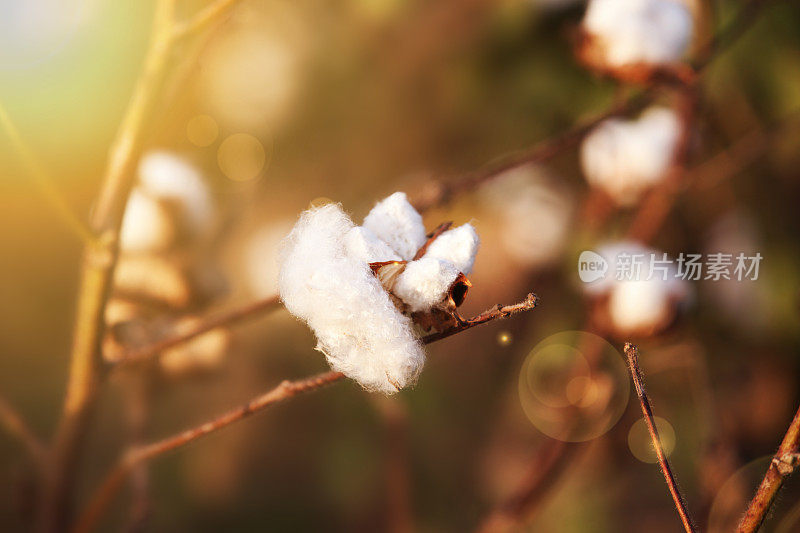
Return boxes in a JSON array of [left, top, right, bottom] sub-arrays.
[[160, 318, 230, 375], [581, 107, 681, 206], [119, 189, 177, 253], [583, 0, 693, 68], [138, 151, 216, 240], [344, 226, 402, 264], [423, 224, 479, 274], [608, 278, 673, 335], [278, 203, 425, 393], [393, 257, 461, 312], [113, 255, 193, 309], [362, 192, 427, 260], [245, 220, 295, 298], [480, 166, 573, 268]]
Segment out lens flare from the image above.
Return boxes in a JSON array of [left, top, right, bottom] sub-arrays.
[[497, 330, 513, 346], [627, 416, 676, 463], [187, 115, 219, 147], [519, 331, 629, 442], [217, 133, 269, 182]]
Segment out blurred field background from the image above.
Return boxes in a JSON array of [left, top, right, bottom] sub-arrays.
[[2, 0, 800, 531]]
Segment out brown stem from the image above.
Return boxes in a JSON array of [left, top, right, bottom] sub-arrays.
[[113, 295, 282, 369], [0, 393, 47, 468], [73, 292, 539, 533], [623, 344, 696, 533], [411, 95, 654, 214], [40, 2, 180, 530], [736, 404, 800, 532]]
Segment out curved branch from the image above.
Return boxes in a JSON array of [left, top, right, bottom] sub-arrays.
[[73, 292, 539, 533], [0, 393, 47, 468]]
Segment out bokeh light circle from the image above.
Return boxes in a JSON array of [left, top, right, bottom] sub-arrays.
[[627, 416, 676, 463], [518, 331, 629, 442], [497, 330, 513, 347], [708, 455, 800, 533], [217, 133, 269, 182], [187, 115, 219, 147]]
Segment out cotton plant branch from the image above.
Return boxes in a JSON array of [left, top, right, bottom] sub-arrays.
[[736, 404, 800, 533], [0, 102, 94, 244], [41, 1, 247, 529], [73, 292, 539, 533], [623, 344, 696, 533], [112, 295, 282, 370], [0, 393, 47, 468]]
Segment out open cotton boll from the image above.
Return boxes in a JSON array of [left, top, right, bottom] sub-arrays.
[[119, 189, 176, 253], [581, 107, 681, 206], [278, 203, 425, 394], [583, 0, 693, 67], [137, 151, 216, 239], [362, 192, 427, 260], [344, 226, 402, 264], [393, 257, 461, 312], [422, 224, 479, 274]]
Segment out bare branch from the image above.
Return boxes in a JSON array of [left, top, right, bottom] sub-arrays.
[[113, 295, 282, 369], [736, 404, 800, 532], [0, 393, 47, 468], [623, 344, 696, 533], [74, 292, 539, 533]]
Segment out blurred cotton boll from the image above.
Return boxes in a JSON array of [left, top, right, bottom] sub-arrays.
[[581, 107, 681, 206], [159, 318, 231, 375], [582, 0, 693, 68], [120, 151, 216, 253], [244, 220, 295, 298], [480, 165, 574, 269], [584, 241, 689, 337]]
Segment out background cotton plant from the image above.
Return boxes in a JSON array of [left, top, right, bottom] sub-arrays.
[[581, 107, 682, 206], [2, 1, 800, 532], [278, 193, 479, 393]]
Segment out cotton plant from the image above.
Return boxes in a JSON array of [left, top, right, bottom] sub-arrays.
[[105, 151, 228, 374], [579, 0, 694, 75], [583, 241, 689, 337], [278, 192, 480, 394], [580, 106, 681, 206]]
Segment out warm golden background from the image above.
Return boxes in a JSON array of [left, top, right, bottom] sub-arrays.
[[2, 0, 800, 531]]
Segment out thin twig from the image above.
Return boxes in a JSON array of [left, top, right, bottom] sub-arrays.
[[0, 393, 47, 468], [40, 2, 181, 530], [73, 292, 539, 533], [0, 102, 94, 243], [736, 404, 800, 533], [113, 295, 282, 369], [411, 94, 654, 213], [623, 343, 696, 533]]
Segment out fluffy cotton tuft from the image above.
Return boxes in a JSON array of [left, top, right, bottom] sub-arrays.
[[119, 190, 176, 253], [583, 0, 693, 67], [278, 203, 425, 394], [423, 224, 480, 274], [362, 192, 427, 260], [344, 226, 402, 263], [393, 257, 461, 312], [581, 107, 681, 206]]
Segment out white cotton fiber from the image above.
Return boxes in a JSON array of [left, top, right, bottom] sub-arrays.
[[583, 0, 693, 67], [423, 224, 480, 274], [119, 189, 176, 253], [362, 192, 427, 260], [581, 107, 681, 206], [344, 226, 402, 264], [278, 203, 425, 393], [393, 257, 460, 312]]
